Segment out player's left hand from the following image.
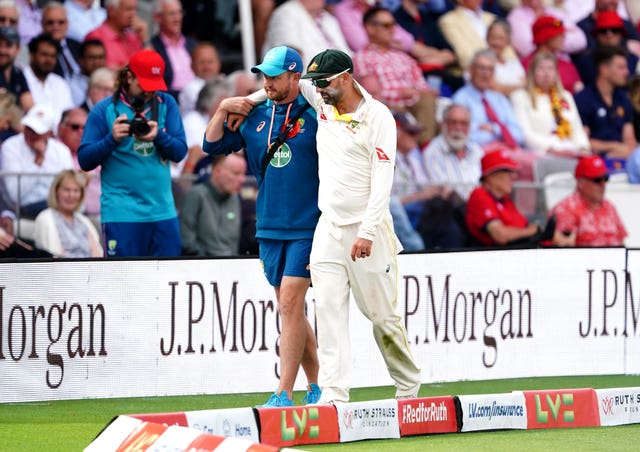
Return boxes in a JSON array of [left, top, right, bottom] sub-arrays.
[[227, 113, 246, 132], [351, 238, 373, 262]]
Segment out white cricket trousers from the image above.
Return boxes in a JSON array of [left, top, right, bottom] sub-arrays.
[[309, 214, 421, 403]]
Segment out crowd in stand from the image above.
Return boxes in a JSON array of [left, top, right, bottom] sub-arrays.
[[0, 0, 639, 258]]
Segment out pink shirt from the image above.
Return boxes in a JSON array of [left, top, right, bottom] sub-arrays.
[[160, 33, 195, 91], [507, 6, 587, 58], [86, 23, 143, 70], [353, 44, 429, 108], [332, 0, 415, 53], [551, 192, 627, 246]]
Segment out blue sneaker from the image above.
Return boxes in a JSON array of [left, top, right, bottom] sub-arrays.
[[259, 390, 293, 407], [302, 383, 322, 405]]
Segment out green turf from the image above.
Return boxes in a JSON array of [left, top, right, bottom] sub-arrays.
[[1, 375, 639, 451]]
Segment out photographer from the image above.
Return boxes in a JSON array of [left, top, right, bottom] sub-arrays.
[[78, 49, 187, 257]]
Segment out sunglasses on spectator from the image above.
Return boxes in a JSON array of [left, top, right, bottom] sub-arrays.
[[597, 27, 623, 34], [65, 123, 85, 131], [588, 175, 609, 184], [0, 16, 17, 25], [311, 69, 349, 88]]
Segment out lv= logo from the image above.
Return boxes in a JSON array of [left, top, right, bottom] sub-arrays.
[[280, 407, 320, 440]]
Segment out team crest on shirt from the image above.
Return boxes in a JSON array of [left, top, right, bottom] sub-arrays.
[[270, 142, 292, 167], [133, 139, 154, 156], [375, 147, 390, 162], [256, 121, 266, 132], [107, 239, 117, 256]]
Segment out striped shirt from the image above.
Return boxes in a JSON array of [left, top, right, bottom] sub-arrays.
[[422, 135, 482, 200], [352, 44, 429, 109]]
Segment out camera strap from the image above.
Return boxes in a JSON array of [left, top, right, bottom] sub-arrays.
[[260, 100, 309, 184]]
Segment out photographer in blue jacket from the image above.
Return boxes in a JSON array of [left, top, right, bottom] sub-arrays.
[[78, 49, 187, 257]]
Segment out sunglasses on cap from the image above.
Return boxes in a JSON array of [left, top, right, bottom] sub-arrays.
[[588, 175, 609, 184], [311, 69, 349, 89]]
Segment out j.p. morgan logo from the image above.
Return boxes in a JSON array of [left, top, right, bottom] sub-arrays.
[[0, 287, 107, 389]]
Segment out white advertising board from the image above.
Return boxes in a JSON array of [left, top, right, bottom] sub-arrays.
[[458, 392, 527, 431], [1, 248, 639, 403], [596, 387, 640, 426]]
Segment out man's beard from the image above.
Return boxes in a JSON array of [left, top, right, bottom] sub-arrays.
[[444, 131, 467, 151]]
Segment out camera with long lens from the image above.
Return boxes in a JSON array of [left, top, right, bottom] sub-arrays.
[[126, 95, 151, 137]]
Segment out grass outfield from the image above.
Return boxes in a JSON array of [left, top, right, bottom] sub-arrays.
[[1, 375, 639, 451]]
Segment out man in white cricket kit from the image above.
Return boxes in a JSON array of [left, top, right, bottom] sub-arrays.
[[299, 49, 421, 403]]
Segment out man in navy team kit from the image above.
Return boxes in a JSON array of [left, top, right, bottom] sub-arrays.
[[203, 46, 321, 407]]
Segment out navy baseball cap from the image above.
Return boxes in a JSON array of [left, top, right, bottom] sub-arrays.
[[251, 46, 303, 77]]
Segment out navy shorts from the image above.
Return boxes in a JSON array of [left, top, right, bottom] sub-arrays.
[[259, 238, 312, 287], [103, 218, 182, 257]]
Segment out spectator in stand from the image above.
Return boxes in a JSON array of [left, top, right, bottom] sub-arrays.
[[423, 103, 483, 201], [506, 0, 586, 59], [0, 212, 52, 257], [578, 0, 640, 57], [33, 169, 103, 257], [85, 0, 148, 71], [262, 0, 351, 65], [58, 107, 100, 224], [78, 49, 187, 257], [626, 0, 640, 31], [353, 7, 438, 143], [394, 0, 455, 54], [81, 67, 115, 113], [465, 149, 571, 246], [179, 154, 246, 256], [394, 0, 463, 93], [575, 45, 637, 171], [511, 51, 590, 181], [1, 104, 73, 218], [64, 0, 106, 42], [391, 110, 466, 249], [334, 0, 456, 69], [41, 2, 81, 85], [150, 0, 196, 100], [452, 49, 537, 213], [0, 1, 18, 30], [179, 77, 233, 181], [0, 90, 21, 143], [15, 0, 41, 50], [179, 42, 221, 115], [438, 0, 517, 69], [522, 15, 583, 94], [486, 19, 526, 96], [572, 11, 639, 86], [626, 145, 640, 183], [0, 25, 33, 112], [23, 33, 73, 124], [71, 39, 107, 107], [550, 155, 626, 246]]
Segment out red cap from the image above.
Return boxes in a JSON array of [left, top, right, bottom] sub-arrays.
[[481, 150, 518, 179], [593, 11, 625, 35], [532, 15, 565, 46], [128, 49, 167, 92], [575, 155, 608, 179]]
